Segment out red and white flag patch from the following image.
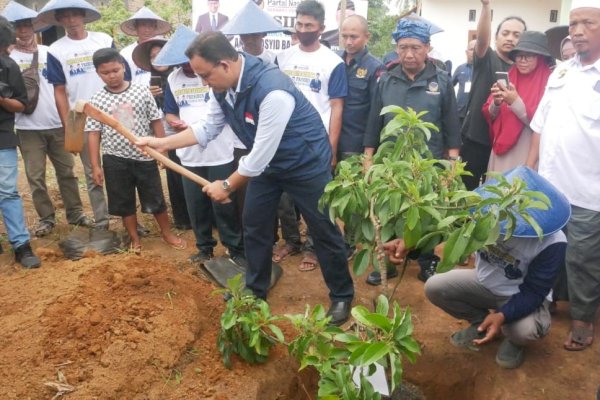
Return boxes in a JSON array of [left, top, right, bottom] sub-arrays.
[[244, 112, 255, 125]]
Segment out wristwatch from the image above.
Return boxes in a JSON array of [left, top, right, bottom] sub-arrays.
[[222, 179, 232, 192], [449, 156, 462, 162]]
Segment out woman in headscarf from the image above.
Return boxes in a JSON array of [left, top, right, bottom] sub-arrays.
[[483, 31, 554, 175]]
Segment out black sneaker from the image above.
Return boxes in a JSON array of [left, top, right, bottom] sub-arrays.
[[366, 267, 399, 286], [189, 249, 213, 265], [417, 259, 438, 283], [14, 242, 41, 269]]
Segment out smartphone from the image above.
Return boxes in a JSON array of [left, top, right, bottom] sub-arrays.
[[150, 75, 162, 87], [495, 71, 509, 88]]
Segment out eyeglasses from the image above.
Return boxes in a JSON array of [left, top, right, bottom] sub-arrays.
[[515, 53, 537, 61], [196, 62, 223, 81]]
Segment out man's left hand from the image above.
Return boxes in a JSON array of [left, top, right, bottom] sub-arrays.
[[202, 180, 232, 204], [473, 312, 505, 345]]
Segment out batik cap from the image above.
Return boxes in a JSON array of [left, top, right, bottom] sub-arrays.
[[475, 166, 571, 238], [221, 1, 285, 35], [570, 0, 600, 11], [153, 24, 197, 67], [2, 1, 50, 32], [120, 7, 171, 36], [36, 0, 101, 26], [132, 36, 168, 71], [392, 18, 431, 44]]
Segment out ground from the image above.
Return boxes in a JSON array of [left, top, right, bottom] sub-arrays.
[[0, 157, 598, 400]]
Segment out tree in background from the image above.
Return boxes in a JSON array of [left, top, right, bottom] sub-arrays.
[[366, 0, 397, 58]]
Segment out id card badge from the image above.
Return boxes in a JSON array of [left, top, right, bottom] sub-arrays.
[[464, 81, 472, 94]]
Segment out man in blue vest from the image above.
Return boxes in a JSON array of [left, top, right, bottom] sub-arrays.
[[136, 32, 354, 326]]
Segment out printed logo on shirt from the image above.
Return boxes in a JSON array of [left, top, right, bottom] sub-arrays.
[[112, 102, 135, 131], [66, 54, 94, 77], [282, 67, 321, 92], [16, 61, 48, 81], [479, 245, 523, 280], [134, 68, 147, 76], [173, 84, 209, 108]]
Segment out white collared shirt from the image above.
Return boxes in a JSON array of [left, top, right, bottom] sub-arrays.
[[530, 55, 600, 212]]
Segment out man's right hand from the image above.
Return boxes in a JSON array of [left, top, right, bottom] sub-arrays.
[[135, 136, 169, 154], [92, 166, 104, 187], [382, 239, 410, 265]]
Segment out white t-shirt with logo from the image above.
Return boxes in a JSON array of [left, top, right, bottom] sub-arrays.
[[10, 46, 62, 130], [164, 67, 235, 167], [275, 44, 347, 133], [476, 232, 566, 299], [47, 31, 114, 107], [120, 41, 150, 86]]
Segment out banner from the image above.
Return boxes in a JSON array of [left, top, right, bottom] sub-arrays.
[[191, 0, 368, 53]]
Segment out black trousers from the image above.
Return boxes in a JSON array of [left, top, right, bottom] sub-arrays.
[[460, 138, 491, 190]]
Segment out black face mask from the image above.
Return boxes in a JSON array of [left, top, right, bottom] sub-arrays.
[[296, 30, 321, 47]]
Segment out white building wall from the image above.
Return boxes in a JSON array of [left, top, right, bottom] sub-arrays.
[[420, 0, 563, 72]]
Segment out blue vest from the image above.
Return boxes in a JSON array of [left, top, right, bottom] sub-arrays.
[[214, 54, 331, 180]]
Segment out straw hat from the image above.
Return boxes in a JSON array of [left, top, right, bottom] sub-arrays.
[[221, 1, 285, 35], [36, 0, 101, 26], [132, 36, 168, 71], [2, 1, 50, 32], [120, 7, 171, 37], [152, 25, 197, 67]]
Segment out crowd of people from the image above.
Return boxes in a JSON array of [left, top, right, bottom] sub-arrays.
[[0, 0, 598, 372]]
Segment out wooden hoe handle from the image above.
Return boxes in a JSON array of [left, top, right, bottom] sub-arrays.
[[75, 100, 210, 188]]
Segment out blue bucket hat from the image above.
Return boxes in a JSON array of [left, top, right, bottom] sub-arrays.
[[153, 24, 197, 67], [120, 6, 171, 37], [221, 1, 285, 35], [475, 166, 571, 238], [36, 0, 101, 27], [2, 1, 51, 32]]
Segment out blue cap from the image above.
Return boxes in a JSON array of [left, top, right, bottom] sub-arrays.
[[475, 166, 571, 238], [153, 25, 197, 67], [2, 1, 51, 32], [120, 7, 171, 37], [221, 0, 285, 35], [36, 0, 101, 27]]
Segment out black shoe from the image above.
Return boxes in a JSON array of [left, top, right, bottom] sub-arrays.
[[366, 267, 399, 286], [326, 301, 352, 326], [417, 259, 438, 283], [230, 253, 248, 269], [14, 242, 41, 269], [189, 249, 213, 265]]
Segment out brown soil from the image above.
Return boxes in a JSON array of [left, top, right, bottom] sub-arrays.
[[0, 157, 598, 400]]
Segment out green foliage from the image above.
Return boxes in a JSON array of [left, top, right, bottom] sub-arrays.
[[286, 295, 420, 399], [87, 0, 133, 49], [366, 0, 397, 58], [213, 275, 284, 368], [320, 107, 549, 277], [144, 0, 191, 28]]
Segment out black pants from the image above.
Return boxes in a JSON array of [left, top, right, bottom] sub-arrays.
[[460, 138, 491, 190], [166, 150, 191, 227]]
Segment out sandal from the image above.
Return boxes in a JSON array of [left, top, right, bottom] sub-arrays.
[[298, 252, 319, 272], [33, 221, 55, 237], [163, 237, 187, 251], [564, 321, 594, 351], [272, 243, 301, 263], [128, 243, 142, 255]]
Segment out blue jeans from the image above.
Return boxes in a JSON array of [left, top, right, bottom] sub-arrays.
[[244, 171, 354, 301], [0, 148, 31, 248]]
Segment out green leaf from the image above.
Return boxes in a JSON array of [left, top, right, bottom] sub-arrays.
[[350, 342, 391, 367], [375, 294, 390, 316], [406, 205, 419, 230], [353, 248, 371, 276], [267, 324, 285, 343], [361, 220, 375, 242]]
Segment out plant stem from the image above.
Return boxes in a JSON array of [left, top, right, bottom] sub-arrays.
[[370, 198, 388, 298]]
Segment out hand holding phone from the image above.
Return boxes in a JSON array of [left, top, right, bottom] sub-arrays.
[[150, 76, 162, 87], [495, 71, 509, 88]]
